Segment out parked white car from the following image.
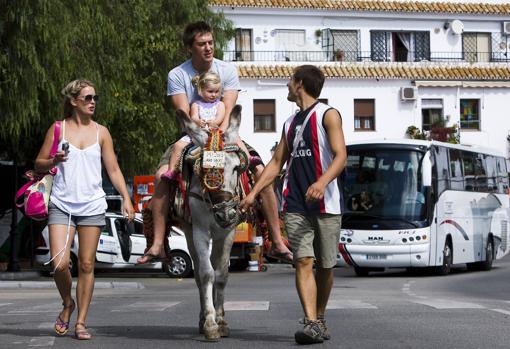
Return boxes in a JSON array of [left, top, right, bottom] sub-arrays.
[[34, 212, 193, 278]]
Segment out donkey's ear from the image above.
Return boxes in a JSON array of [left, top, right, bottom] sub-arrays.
[[225, 105, 242, 144], [175, 109, 208, 147]]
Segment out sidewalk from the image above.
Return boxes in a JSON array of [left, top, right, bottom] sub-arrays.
[[0, 260, 42, 280]]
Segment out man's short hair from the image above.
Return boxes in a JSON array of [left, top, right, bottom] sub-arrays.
[[293, 65, 325, 99], [183, 21, 213, 48]]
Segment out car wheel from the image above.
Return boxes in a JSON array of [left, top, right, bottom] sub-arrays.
[[163, 251, 192, 278], [70, 253, 78, 277]]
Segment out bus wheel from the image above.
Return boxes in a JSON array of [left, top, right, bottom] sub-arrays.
[[480, 238, 494, 271], [467, 237, 494, 272], [435, 240, 452, 276], [354, 267, 370, 277]]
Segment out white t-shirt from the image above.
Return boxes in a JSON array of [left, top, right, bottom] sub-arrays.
[[167, 58, 240, 103]]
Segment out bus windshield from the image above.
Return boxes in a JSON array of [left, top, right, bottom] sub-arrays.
[[343, 146, 428, 229]]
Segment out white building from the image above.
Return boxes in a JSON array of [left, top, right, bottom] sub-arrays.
[[210, 0, 510, 162]]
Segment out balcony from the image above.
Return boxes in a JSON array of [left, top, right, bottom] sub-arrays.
[[222, 50, 510, 63]]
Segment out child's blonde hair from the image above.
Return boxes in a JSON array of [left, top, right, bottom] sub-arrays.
[[195, 72, 221, 98]]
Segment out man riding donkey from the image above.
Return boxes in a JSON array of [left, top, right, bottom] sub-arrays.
[[138, 21, 293, 264]]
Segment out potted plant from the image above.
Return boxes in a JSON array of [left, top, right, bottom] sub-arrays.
[[314, 29, 322, 44], [430, 118, 456, 142]]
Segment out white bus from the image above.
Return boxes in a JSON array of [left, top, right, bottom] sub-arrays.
[[338, 139, 510, 276]]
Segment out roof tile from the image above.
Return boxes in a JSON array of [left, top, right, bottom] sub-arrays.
[[235, 63, 510, 80], [209, 0, 510, 15]]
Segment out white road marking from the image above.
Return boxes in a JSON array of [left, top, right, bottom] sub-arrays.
[[0, 303, 12, 307], [111, 302, 180, 312], [28, 337, 55, 347], [327, 300, 378, 309], [37, 322, 54, 329], [8, 302, 60, 314], [491, 309, 510, 316], [412, 299, 485, 309], [224, 301, 270, 311]]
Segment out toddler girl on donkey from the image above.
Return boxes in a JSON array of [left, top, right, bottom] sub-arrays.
[[161, 71, 225, 182]]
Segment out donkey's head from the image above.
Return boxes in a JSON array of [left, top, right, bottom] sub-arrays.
[[176, 105, 248, 229]]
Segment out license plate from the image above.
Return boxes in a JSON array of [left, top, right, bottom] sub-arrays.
[[366, 254, 386, 260], [203, 151, 225, 169]]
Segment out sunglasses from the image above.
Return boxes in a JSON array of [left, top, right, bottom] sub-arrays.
[[77, 94, 99, 103]]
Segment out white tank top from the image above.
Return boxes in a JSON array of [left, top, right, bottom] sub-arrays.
[[50, 120, 107, 216]]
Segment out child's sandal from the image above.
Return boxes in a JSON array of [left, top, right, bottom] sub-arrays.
[[74, 322, 92, 340]]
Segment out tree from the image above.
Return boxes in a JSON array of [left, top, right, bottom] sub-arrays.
[[0, 0, 234, 177]]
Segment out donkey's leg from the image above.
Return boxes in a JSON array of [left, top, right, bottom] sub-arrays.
[[210, 230, 236, 337], [183, 229, 206, 333], [193, 229, 220, 341]]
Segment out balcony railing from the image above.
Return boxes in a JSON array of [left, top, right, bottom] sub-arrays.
[[223, 50, 510, 63]]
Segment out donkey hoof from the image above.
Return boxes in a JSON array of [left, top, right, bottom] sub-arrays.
[[219, 324, 230, 337], [204, 326, 221, 341]]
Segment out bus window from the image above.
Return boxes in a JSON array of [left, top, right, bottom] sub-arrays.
[[485, 155, 498, 193], [449, 149, 464, 190], [474, 154, 488, 192], [462, 151, 475, 191], [496, 157, 509, 193], [433, 146, 449, 195]]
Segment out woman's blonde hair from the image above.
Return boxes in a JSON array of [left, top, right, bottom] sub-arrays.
[[195, 72, 221, 99], [61, 79, 96, 117]]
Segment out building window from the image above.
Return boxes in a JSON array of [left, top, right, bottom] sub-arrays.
[[354, 99, 375, 131], [254, 100, 276, 132], [421, 99, 443, 131], [370, 31, 430, 62], [274, 29, 305, 61], [329, 30, 359, 62], [235, 28, 252, 61], [460, 99, 480, 130], [463, 33, 491, 63]]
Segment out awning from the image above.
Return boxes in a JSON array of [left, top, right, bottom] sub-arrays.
[[415, 80, 510, 88]]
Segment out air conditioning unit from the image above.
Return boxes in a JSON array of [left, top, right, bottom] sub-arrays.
[[503, 21, 510, 35], [401, 87, 417, 101]]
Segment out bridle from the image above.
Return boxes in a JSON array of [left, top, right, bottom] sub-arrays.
[[188, 128, 249, 229]]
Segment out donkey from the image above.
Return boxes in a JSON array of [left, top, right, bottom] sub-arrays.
[[175, 105, 249, 341]]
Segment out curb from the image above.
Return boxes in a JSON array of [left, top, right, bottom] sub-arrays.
[[0, 271, 42, 281], [0, 281, 145, 289]]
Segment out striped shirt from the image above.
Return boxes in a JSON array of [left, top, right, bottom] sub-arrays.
[[282, 101, 344, 214]]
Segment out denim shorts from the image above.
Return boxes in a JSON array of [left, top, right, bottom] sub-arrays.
[[47, 202, 106, 228], [284, 213, 341, 268]]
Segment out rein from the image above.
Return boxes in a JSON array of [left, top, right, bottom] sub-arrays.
[[187, 128, 249, 228]]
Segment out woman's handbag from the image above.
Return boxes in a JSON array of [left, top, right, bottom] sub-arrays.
[[15, 121, 62, 221]]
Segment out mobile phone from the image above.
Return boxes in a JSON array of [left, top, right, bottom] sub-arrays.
[[61, 142, 69, 156]]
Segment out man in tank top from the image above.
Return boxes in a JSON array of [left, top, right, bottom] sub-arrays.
[[240, 65, 347, 344]]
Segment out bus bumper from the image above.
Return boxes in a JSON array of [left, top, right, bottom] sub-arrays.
[[338, 243, 430, 268]]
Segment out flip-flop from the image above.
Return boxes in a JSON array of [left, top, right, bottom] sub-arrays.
[[137, 252, 169, 264], [54, 299, 75, 336], [75, 322, 92, 340], [267, 250, 294, 264]]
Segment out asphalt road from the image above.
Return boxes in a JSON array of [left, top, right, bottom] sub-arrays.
[[1, 257, 510, 349]]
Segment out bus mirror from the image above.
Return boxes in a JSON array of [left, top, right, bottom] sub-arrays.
[[421, 153, 432, 187]]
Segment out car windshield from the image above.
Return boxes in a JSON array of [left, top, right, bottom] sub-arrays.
[[343, 146, 428, 229]]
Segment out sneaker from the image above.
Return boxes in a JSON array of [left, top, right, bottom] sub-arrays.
[[294, 319, 324, 345], [317, 318, 330, 340]]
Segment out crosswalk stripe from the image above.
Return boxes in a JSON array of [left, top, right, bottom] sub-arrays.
[[111, 301, 180, 312], [224, 301, 270, 311], [327, 300, 378, 309], [490, 309, 510, 316], [28, 337, 55, 347], [412, 299, 485, 309]]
